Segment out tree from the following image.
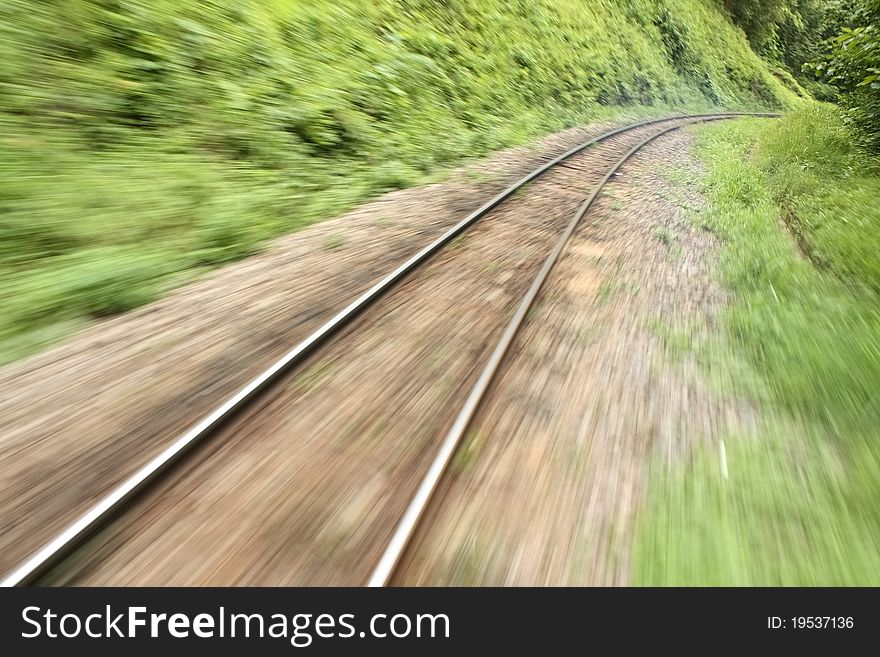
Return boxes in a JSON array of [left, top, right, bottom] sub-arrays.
[[722, 0, 791, 52], [721, 1, 846, 81], [808, 0, 880, 149]]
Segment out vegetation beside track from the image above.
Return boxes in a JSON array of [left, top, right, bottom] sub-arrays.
[[0, 0, 803, 363], [635, 106, 880, 585]]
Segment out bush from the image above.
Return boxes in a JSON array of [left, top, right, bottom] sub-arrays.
[[0, 0, 801, 362], [807, 1, 880, 149]]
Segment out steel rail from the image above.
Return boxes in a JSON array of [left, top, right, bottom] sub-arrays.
[[1, 112, 768, 587], [367, 112, 779, 587]]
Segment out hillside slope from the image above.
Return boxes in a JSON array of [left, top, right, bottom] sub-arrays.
[[0, 0, 801, 361]]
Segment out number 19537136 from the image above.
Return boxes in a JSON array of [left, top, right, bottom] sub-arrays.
[[768, 616, 854, 629]]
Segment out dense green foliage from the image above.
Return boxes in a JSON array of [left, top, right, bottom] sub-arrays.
[[0, 0, 802, 363], [719, 0, 851, 95], [807, 1, 880, 148], [635, 106, 880, 585], [722, 0, 801, 51], [720, 0, 837, 56]]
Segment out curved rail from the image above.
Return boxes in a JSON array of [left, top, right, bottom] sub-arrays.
[[2, 112, 775, 587], [367, 112, 779, 586]]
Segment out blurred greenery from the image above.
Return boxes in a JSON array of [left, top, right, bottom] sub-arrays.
[[806, 1, 880, 149], [0, 0, 802, 363], [717, 1, 865, 100], [719, 0, 845, 57], [635, 106, 880, 585]]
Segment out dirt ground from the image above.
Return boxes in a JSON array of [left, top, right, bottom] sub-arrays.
[[43, 122, 689, 584], [0, 120, 627, 574], [398, 129, 758, 585], [2, 118, 754, 586]]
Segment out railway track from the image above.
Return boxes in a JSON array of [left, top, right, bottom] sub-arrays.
[[1, 112, 776, 587]]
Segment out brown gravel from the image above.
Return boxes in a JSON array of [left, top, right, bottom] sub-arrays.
[[34, 121, 700, 585], [1, 120, 633, 575], [395, 128, 757, 585], [0, 116, 752, 588]]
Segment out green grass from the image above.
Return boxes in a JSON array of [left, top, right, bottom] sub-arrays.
[[596, 279, 620, 305], [653, 225, 676, 246], [0, 0, 803, 364], [646, 317, 697, 364], [634, 105, 880, 585], [465, 168, 496, 184], [323, 234, 346, 251], [451, 431, 484, 474]]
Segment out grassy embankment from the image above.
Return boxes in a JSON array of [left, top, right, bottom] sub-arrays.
[[635, 106, 880, 585], [0, 0, 801, 363]]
